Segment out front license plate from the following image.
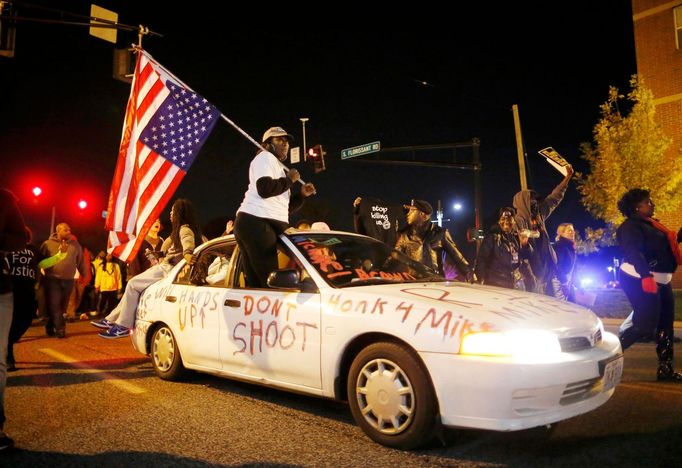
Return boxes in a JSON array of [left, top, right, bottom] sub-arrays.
[[601, 356, 624, 391]]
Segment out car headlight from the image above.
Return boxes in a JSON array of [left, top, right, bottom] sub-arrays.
[[459, 330, 561, 360]]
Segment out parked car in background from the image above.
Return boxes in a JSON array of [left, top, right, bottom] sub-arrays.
[[130, 230, 623, 449]]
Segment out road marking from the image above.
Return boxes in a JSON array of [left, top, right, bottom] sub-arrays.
[[619, 382, 682, 396], [39, 348, 146, 395]]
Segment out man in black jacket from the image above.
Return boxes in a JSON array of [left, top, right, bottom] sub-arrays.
[[395, 199, 474, 281], [475, 207, 531, 290]]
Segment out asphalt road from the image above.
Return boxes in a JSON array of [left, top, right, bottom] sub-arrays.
[[3, 320, 682, 467]]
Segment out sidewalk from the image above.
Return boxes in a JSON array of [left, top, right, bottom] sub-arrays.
[[587, 287, 682, 328], [601, 317, 682, 328]]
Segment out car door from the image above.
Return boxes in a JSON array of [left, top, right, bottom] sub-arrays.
[[219, 243, 322, 390], [161, 240, 235, 370]]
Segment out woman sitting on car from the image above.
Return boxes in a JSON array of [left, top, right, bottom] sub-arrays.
[[92, 198, 204, 339]]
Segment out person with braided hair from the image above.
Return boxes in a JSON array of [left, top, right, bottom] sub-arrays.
[[616, 188, 682, 382], [94, 198, 204, 339]]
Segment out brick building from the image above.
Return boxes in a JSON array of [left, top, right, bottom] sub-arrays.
[[632, 0, 682, 287]]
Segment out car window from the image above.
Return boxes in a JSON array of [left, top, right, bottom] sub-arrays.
[[173, 241, 235, 287], [286, 233, 443, 288]]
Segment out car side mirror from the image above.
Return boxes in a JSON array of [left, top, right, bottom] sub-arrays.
[[267, 269, 302, 290]]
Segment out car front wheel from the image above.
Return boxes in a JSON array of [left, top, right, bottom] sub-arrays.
[[151, 324, 187, 381], [347, 342, 438, 449]]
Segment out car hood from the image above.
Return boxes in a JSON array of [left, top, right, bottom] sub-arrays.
[[342, 281, 600, 337]]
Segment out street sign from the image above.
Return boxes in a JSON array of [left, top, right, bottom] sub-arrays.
[[89, 4, 118, 44], [341, 141, 380, 159], [290, 146, 300, 164]]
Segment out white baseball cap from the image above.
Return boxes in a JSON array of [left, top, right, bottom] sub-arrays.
[[311, 221, 330, 231], [262, 126, 294, 143]]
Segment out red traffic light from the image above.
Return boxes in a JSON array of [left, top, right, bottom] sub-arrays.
[[307, 146, 320, 161], [32, 186, 42, 197], [308, 144, 326, 173], [77, 199, 88, 210]]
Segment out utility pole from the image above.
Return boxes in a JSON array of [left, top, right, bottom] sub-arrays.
[[472, 138, 482, 251], [346, 140, 483, 252], [512, 104, 528, 191]]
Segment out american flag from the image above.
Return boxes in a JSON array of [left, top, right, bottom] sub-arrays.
[[105, 50, 219, 262]]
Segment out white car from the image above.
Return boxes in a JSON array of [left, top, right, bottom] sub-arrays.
[[131, 230, 623, 449]]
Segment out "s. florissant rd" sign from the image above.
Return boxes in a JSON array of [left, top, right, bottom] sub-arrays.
[[341, 141, 381, 159]]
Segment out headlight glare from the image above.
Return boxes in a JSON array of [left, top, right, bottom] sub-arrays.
[[460, 330, 561, 360]]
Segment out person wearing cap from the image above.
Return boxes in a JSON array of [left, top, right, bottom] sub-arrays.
[[234, 126, 316, 288], [512, 165, 574, 296], [395, 199, 474, 282]]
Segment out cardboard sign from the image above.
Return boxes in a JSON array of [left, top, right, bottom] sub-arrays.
[[538, 146, 569, 176]]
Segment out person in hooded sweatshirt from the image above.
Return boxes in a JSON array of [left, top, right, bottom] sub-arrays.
[[39, 223, 87, 338], [512, 165, 573, 296]]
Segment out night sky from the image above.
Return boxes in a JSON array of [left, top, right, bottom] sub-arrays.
[[0, 1, 637, 261]]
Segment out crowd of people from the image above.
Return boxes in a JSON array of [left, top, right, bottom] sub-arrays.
[[1, 126, 682, 451], [352, 164, 577, 298]]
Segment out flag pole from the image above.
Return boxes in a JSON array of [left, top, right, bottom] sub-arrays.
[[137, 48, 306, 183], [138, 48, 262, 152]]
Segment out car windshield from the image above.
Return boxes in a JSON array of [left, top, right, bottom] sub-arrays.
[[286, 232, 444, 288]]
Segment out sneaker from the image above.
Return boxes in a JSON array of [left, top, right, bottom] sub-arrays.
[[98, 324, 130, 339], [90, 319, 114, 329]]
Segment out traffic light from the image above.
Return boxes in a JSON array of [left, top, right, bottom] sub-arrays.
[[77, 199, 88, 210], [307, 144, 326, 173], [0, 2, 16, 58], [32, 186, 42, 197]]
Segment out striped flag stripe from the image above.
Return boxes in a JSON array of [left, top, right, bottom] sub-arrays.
[[117, 167, 184, 260], [113, 73, 165, 236]]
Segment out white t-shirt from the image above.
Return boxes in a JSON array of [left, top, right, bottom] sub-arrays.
[[237, 151, 291, 223]]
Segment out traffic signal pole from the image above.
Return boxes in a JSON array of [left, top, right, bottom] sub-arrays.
[[346, 139, 483, 252], [300, 118, 309, 159], [50, 205, 55, 235]]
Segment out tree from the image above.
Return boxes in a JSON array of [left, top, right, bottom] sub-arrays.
[[577, 75, 682, 226]]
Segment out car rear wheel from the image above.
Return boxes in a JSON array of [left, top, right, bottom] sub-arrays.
[[151, 325, 187, 381], [347, 342, 438, 449]]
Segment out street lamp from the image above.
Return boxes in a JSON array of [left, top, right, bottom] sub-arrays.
[[435, 200, 452, 227], [300, 117, 309, 159]]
